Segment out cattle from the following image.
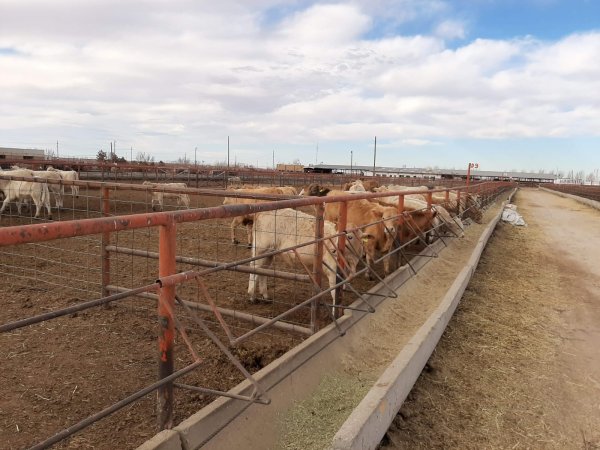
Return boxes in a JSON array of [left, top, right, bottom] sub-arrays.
[[299, 184, 330, 197], [376, 194, 463, 241], [300, 186, 402, 278], [342, 179, 380, 192], [47, 166, 80, 197], [248, 208, 363, 304], [28, 169, 64, 209], [222, 186, 298, 247], [379, 184, 483, 224], [142, 181, 191, 211], [0, 169, 52, 219]]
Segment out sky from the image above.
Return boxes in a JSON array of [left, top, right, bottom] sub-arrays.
[[1, 0, 600, 175]]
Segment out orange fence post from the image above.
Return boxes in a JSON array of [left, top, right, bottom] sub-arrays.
[[334, 201, 348, 317], [311, 203, 325, 333], [101, 187, 111, 298], [157, 221, 177, 430]]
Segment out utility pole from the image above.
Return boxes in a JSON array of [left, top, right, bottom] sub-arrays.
[[272, 149, 275, 170], [226, 136, 230, 189], [315, 142, 318, 165], [130, 146, 133, 162], [56, 140, 59, 159], [350, 150, 353, 175], [372, 136, 377, 177]]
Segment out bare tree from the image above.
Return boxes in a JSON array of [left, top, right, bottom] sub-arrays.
[[575, 170, 585, 182], [586, 172, 596, 184], [136, 152, 155, 164]]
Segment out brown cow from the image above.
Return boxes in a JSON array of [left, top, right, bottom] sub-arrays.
[[305, 189, 400, 278]]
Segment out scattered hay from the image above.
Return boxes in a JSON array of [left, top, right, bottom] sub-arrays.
[[383, 189, 600, 449], [278, 373, 374, 450]]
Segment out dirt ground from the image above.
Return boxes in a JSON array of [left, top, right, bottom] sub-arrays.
[[0, 184, 388, 450], [383, 188, 600, 449]]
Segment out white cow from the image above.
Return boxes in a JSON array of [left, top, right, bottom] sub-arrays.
[[142, 181, 191, 211], [47, 166, 79, 197], [248, 208, 364, 304], [10, 167, 64, 209], [0, 169, 52, 219]]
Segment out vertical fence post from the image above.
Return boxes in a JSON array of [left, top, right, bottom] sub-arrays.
[[312, 203, 325, 333], [334, 201, 348, 317], [457, 189, 462, 216], [101, 186, 110, 298], [396, 194, 405, 268], [157, 221, 177, 430]]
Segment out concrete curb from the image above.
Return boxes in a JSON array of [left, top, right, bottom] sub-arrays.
[[331, 188, 516, 450], [539, 187, 600, 211]]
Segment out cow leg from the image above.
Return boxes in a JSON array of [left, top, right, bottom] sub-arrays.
[[248, 242, 261, 301], [230, 217, 242, 244], [33, 198, 42, 218], [245, 222, 253, 248], [258, 255, 273, 299], [0, 197, 11, 216]]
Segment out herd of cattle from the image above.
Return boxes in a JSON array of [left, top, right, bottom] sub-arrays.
[[0, 173, 484, 304], [221, 179, 484, 303], [0, 166, 80, 220]]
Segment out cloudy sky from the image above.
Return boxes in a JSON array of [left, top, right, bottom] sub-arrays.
[[1, 0, 600, 174]]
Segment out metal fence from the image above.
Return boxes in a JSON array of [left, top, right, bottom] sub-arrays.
[[0, 175, 513, 449], [540, 183, 600, 202]]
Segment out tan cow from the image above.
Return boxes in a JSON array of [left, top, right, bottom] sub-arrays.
[[142, 181, 190, 211], [223, 186, 298, 246]]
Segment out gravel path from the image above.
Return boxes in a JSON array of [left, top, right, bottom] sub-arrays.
[[383, 188, 600, 449]]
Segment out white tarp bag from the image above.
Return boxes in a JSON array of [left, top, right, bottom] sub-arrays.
[[502, 204, 526, 226]]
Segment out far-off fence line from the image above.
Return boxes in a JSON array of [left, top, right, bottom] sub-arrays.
[[0, 173, 513, 449]]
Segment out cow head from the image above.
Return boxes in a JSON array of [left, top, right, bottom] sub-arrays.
[[301, 184, 330, 197]]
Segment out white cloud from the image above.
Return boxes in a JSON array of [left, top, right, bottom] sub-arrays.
[[434, 19, 467, 40], [0, 0, 599, 170]]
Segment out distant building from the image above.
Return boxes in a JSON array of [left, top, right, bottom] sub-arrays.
[[276, 163, 304, 172], [302, 164, 557, 183], [0, 147, 45, 161]]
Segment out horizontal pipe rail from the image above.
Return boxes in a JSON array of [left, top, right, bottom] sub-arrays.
[[0, 282, 160, 333], [0, 182, 514, 247], [105, 245, 310, 282], [106, 285, 313, 336], [174, 383, 270, 405]]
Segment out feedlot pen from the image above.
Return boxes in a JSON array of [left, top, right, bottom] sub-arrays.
[[0, 178, 510, 449]]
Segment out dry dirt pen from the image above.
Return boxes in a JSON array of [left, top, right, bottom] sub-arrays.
[[0, 177, 510, 449]]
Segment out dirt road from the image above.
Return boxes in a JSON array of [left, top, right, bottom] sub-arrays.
[[383, 188, 600, 449]]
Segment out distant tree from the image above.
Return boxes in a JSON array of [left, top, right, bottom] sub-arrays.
[[97, 149, 107, 161], [292, 158, 301, 165], [136, 152, 154, 165], [586, 172, 596, 183], [556, 170, 565, 178], [177, 155, 190, 164], [575, 170, 585, 181]]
